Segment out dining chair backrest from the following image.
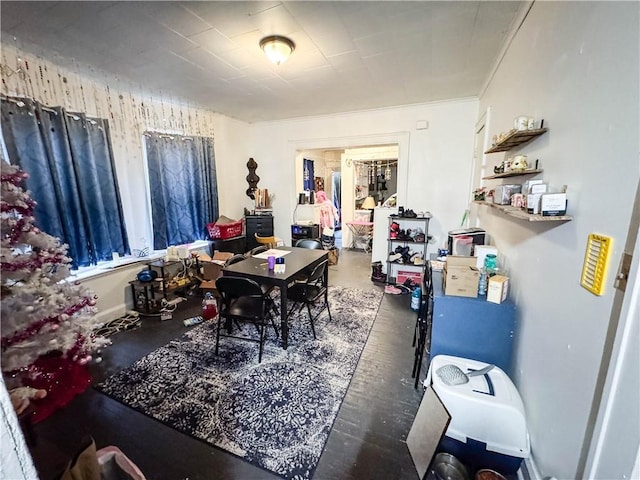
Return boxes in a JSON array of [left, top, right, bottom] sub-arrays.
[[295, 239, 323, 249], [225, 254, 246, 266], [254, 233, 277, 248], [307, 260, 328, 285], [248, 245, 268, 256], [216, 276, 263, 301]]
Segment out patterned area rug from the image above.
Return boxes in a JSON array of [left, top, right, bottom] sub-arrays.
[[97, 286, 382, 480]]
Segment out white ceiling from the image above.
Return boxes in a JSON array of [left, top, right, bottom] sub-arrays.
[[0, 1, 524, 123]]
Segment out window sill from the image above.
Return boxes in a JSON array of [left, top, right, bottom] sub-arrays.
[[67, 240, 210, 283]]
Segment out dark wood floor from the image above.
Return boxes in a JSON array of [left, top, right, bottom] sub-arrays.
[[27, 249, 426, 480]]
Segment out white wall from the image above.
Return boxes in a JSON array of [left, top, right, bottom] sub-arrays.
[[474, 3, 639, 478], [250, 99, 478, 255]]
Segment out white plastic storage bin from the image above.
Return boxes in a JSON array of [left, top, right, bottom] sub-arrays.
[[427, 355, 530, 474]]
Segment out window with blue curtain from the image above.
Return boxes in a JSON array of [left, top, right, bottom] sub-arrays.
[[303, 158, 314, 191], [144, 132, 218, 250], [1, 97, 129, 269]]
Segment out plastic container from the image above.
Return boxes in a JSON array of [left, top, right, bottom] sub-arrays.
[[484, 254, 497, 270], [206, 218, 244, 239], [452, 235, 473, 256], [202, 292, 218, 321], [427, 355, 530, 474]]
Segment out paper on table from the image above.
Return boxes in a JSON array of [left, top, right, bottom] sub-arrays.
[[252, 249, 292, 259]]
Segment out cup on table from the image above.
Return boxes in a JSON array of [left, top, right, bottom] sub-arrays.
[[267, 255, 276, 271]]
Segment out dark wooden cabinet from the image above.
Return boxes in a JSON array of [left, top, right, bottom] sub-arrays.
[[245, 215, 274, 250]]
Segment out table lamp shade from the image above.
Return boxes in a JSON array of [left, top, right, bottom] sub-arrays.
[[361, 196, 376, 210]]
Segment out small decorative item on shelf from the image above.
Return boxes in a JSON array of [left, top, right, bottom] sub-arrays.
[[473, 187, 486, 202], [511, 155, 528, 171], [246, 157, 260, 199]]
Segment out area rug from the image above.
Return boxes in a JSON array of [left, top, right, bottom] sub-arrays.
[[97, 286, 382, 480]]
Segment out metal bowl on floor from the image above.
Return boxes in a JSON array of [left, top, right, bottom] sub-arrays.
[[433, 453, 469, 480], [475, 469, 507, 480]]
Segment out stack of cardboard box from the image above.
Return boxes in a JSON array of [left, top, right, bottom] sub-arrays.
[[197, 251, 235, 292]]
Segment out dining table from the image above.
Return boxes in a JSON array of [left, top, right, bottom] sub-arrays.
[[221, 246, 329, 349]]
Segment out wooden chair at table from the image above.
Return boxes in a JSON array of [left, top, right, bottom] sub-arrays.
[[215, 276, 279, 363], [286, 260, 332, 339], [254, 233, 278, 249]]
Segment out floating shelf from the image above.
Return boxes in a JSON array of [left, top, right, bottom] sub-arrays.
[[482, 169, 543, 180], [473, 201, 572, 222], [485, 128, 548, 154]]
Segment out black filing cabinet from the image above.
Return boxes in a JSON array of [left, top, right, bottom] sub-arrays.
[[245, 215, 274, 250]]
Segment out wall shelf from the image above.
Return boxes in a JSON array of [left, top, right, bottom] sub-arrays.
[[482, 169, 543, 180], [473, 201, 572, 222], [485, 128, 548, 153]]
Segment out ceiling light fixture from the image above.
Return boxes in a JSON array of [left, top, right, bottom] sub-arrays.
[[259, 35, 295, 65]]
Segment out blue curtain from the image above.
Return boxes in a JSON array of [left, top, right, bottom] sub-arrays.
[[145, 132, 218, 250], [303, 158, 314, 191], [1, 97, 129, 268]]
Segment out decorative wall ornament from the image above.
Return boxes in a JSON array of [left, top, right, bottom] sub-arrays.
[[246, 157, 259, 199]]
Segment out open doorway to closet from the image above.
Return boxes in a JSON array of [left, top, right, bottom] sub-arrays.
[[294, 144, 399, 252]]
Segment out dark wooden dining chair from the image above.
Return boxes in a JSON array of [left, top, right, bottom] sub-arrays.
[[286, 260, 332, 339], [215, 276, 279, 363], [294, 238, 323, 249], [293, 238, 324, 282], [246, 245, 268, 257], [225, 254, 246, 266]]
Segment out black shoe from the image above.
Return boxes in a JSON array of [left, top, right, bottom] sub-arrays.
[[371, 273, 387, 283]]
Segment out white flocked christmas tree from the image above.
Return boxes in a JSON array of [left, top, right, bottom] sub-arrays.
[[1, 161, 109, 421]]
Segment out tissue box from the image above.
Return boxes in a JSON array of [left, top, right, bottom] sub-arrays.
[[443, 256, 479, 298], [493, 185, 522, 205], [487, 275, 509, 304]]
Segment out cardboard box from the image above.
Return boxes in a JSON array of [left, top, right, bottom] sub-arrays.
[[199, 251, 234, 281], [397, 269, 424, 286], [443, 256, 479, 298], [487, 275, 509, 304]]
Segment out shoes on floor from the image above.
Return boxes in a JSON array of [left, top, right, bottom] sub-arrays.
[[384, 285, 402, 295]]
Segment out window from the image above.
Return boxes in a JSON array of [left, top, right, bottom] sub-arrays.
[[144, 132, 218, 250], [1, 97, 129, 268]]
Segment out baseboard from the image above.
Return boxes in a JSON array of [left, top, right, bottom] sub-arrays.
[[94, 303, 129, 325]]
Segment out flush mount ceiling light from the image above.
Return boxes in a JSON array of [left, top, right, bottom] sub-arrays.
[[259, 35, 295, 65]]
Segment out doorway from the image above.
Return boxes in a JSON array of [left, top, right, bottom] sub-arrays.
[[294, 144, 400, 252]]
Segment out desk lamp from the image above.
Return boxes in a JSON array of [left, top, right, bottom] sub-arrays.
[[361, 196, 376, 221]]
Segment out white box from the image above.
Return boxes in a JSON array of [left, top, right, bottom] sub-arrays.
[[541, 193, 567, 216], [474, 245, 498, 269], [487, 275, 509, 304], [427, 355, 530, 473]]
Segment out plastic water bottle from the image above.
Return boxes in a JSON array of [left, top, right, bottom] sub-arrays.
[[478, 268, 488, 296], [411, 287, 421, 311]]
